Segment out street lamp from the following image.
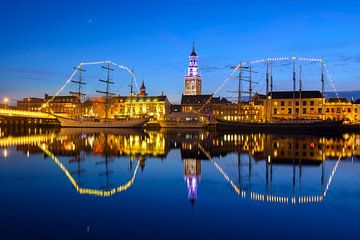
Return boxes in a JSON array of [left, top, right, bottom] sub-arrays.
[[3, 97, 9, 110]]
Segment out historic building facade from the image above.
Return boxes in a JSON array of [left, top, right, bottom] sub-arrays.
[[324, 97, 354, 121], [264, 91, 325, 120], [184, 44, 202, 95], [109, 81, 171, 119]]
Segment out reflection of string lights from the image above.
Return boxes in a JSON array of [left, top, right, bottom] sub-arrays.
[[323, 146, 344, 198], [38, 144, 140, 197], [198, 142, 344, 205], [1, 132, 351, 202]]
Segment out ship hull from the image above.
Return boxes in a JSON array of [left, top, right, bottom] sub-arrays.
[[57, 117, 149, 128], [158, 121, 205, 128], [216, 119, 344, 133]]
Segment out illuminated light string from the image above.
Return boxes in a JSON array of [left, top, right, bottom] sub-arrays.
[[0, 133, 345, 201], [197, 142, 343, 205], [200, 56, 339, 109], [323, 146, 344, 198], [42, 61, 139, 108]]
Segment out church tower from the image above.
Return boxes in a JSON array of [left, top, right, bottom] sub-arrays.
[[184, 42, 202, 95]]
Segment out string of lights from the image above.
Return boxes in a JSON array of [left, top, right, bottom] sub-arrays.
[[42, 61, 138, 108]]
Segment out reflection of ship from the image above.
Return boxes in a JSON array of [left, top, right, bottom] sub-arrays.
[[217, 118, 343, 132], [159, 112, 205, 128], [3, 126, 360, 202], [59, 64, 149, 128]]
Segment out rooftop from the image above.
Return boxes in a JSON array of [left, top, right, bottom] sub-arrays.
[[181, 94, 231, 105], [113, 95, 168, 102], [268, 91, 323, 99], [327, 97, 351, 103]]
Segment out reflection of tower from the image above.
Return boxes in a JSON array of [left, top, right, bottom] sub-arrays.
[[184, 159, 201, 207], [184, 42, 202, 95]]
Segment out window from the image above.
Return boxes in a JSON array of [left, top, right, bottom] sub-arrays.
[[295, 101, 299, 106], [296, 108, 299, 114], [303, 108, 307, 114], [318, 108, 322, 114], [274, 108, 278, 114], [281, 101, 285, 106], [310, 101, 314, 106], [303, 101, 307, 106], [288, 108, 292, 114]]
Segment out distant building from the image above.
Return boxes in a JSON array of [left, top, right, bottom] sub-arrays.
[[265, 91, 324, 120], [170, 104, 181, 113], [181, 94, 265, 122], [17, 97, 44, 111], [110, 82, 171, 119], [42, 94, 80, 117], [184, 43, 201, 95], [354, 99, 360, 122]]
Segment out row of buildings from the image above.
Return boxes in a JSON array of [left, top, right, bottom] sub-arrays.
[[15, 45, 360, 123]]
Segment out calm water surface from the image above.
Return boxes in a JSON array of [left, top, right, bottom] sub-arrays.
[[0, 127, 359, 239]]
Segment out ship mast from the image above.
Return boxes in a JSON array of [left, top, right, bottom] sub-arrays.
[[292, 57, 296, 119], [70, 65, 86, 117], [270, 61, 273, 122], [129, 68, 135, 117], [97, 64, 115, 121], [265, 58, 269, 122], [299, 63, 303, 119], [321, 59, 325, 120]]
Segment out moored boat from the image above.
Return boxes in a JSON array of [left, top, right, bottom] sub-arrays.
[[159, 112, 205, 128], [216, 118, 344, 132], [57, 117, 149, 128]]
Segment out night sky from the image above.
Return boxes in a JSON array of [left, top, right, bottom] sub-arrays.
[[0, 0, 359, 103]]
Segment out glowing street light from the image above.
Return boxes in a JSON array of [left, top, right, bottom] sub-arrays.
[[3, 97, 9, 109]]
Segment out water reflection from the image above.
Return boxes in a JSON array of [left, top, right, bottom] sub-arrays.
[[0, 127, 359, 205]]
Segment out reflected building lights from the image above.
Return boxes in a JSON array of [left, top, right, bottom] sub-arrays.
[[0, 129, 358, 205]]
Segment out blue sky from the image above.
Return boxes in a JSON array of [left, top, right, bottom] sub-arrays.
[[0, 0, 359, 103]]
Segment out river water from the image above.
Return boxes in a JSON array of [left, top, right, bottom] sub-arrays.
[[0, 127, 359, 239]]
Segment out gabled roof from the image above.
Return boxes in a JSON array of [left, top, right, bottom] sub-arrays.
[[181, 94, 231, 105], [268, 91, 322, 99]]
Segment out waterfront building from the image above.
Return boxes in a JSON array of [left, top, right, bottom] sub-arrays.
[[265, 91, 324, 120], [181, 94, 265, 122], [90, 80, 171, 119], [16, 97, 44, 111], [42, 94, 80, 118], [184, 43, 202, 95], [354, 99, 360, 123], [110, 95, 170, 119], [324, 97, 354, 121]]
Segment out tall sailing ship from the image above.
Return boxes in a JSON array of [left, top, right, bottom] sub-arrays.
[[57, 64, 149, 128], [216, 58, 343, 131]]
